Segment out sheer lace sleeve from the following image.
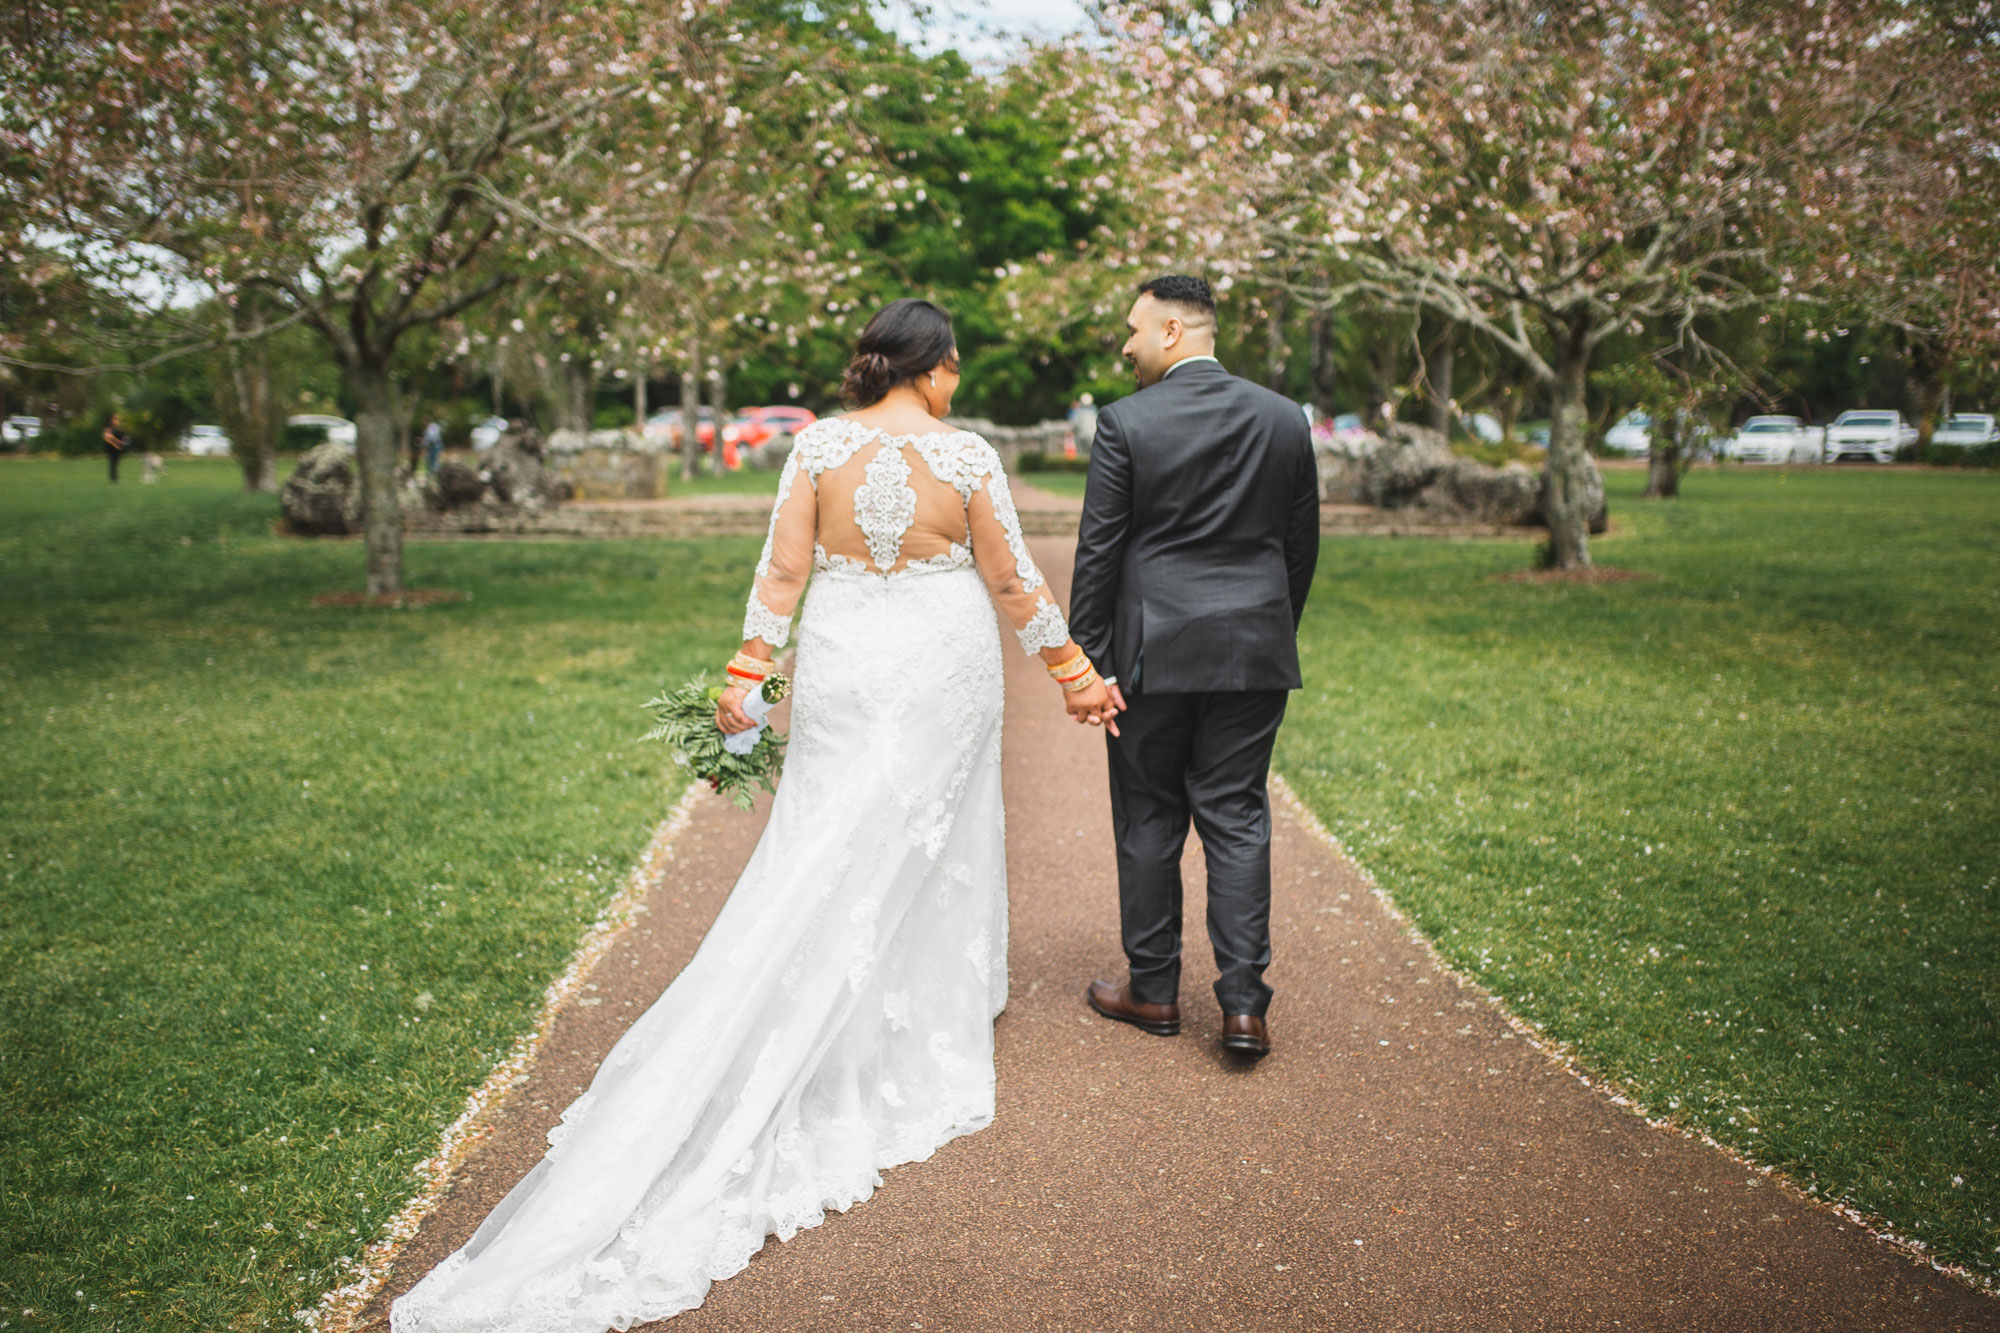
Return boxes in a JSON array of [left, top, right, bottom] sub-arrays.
[[965, 449, 1070, 654], [743, 446, 816, 649]]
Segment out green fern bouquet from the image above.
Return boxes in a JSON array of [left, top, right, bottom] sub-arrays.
[[640, 672, 790, 809]]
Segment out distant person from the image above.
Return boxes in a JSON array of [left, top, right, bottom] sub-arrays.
[[1067, 391, 1098, 456], [423, 419, 444, 474], [101, 416, 130, 484]]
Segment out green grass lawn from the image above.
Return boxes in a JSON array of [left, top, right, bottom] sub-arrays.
[[0, 458, 757, 1330], [4, 457, 1995, 1329], [1279, 464, 2000, 1282]]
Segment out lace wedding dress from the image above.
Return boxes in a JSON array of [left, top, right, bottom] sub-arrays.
[[391, 419, 1070, 1333]]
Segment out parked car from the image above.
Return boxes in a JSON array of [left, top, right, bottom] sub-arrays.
[[1602, 410, 1652, 458], [1933, 412, 1997, 448], [643, 406, 717, 450], [287, 414, 358, 448], [2, 414, 42, 446], [728, 405, 818, 452], [1465, 411, 1503, 444], [1522, 423, 1552, 449], [181, 423, 232, 456], [1725, 415, 1820, 465], [469, 415, 509, 452], [1824, 410, 1915, 463]]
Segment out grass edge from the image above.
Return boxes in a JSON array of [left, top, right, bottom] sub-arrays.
[[300, 781, 707, 1333], [1267, 771, 1999, 1302]]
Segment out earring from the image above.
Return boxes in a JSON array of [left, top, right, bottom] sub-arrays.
[[929, 372, 938, 387]]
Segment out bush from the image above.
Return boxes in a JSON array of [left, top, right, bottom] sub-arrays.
[[41, 416, 112, 457], [1015, 450, 1088, 473], [279, 421, 331, 452], [1925, 441, 2000, 468]]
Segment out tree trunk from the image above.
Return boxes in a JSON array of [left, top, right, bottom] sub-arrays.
[[1424, 318, 1457, 437], [1264, 289, 1289, 393], [563, 354, 595, 434], [350, 361, 404, 597], [706, 359, 729, 474], [1308, 292, 1337, 418], [1542, 323, 1594, 569], [679, 340, 701, 481], [634, 364, 647, 431], [1643, 418, 1682, 499], [1903, 331, 1946, 461], [216, 300, 281, 492]]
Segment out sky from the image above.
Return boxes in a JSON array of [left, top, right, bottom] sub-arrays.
[[873, 0, 1093, 69]]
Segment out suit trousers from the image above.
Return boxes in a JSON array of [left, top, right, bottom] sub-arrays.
[[1104, 687, 1289, 1016]]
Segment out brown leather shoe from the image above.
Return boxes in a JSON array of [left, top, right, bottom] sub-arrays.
[[1086, 979, 1180, 1036], [1221, 1013, 1270, 1057]]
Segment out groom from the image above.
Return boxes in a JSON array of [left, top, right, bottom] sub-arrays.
[[1068, 275, 1320, 1059]]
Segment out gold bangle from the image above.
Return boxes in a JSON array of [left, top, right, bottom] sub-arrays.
[[728, 652, 774, 678], [1059, 669, 1100, 694], [1046, 650, 1089, 680]]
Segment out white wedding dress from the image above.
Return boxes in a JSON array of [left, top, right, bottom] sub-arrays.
[[391, 419, 1071, 1333]]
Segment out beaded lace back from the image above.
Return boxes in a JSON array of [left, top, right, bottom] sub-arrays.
[[742, 418, 1069, 654]]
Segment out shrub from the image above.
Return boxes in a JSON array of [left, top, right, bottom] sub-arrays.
[[1015, 450, 1088, 473]]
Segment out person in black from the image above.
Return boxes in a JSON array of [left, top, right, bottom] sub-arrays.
[[102, 415, 130, 483], [1068, 274, 1320, 1058]]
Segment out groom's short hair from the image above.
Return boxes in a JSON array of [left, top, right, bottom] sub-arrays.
[[1137, 274, 1216, 329]]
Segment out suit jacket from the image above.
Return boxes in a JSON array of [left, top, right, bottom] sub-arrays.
[[1068, 360, 1320, 694]]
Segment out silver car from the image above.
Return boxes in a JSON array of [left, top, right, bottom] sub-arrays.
[[1824, 410, 1915, 463], [1726, 415, 1819, 465], [1934, 413, 1997, 447]]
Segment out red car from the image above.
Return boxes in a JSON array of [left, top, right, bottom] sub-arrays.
[[728, 406, 817, 452]]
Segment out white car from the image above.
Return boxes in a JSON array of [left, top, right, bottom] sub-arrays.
[[1603, 410, 1651, 458], [470, 415, 509, 451], [181, 423, 232, 456], [2, 415, 42, 446], [287, 414, 358, 448], [1726, 415, 1820, 465], [1934, 413, 1997, 447], [1824, 410, 1915, 463]]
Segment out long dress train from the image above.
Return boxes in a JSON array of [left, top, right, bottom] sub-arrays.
[[391, 420, 1069, 1332]]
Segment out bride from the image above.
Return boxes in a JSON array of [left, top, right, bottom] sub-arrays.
[[391, 298, 1119, 1332]]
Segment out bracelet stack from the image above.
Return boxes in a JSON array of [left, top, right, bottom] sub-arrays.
[[725, 651, 774, 688], [1046, 649, 1100, 694]]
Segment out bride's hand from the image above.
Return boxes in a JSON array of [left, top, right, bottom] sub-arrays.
[[716, 684, 757, 734], [1063, 677, 1122, 737]]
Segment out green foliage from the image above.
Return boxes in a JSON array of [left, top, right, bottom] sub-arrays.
[[1280, 466, 2000, 1282], [639, 674, 788, 810]]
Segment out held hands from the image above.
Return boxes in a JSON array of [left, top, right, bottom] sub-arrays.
[[1064, 677, 1123, 736], [1046, 645, 1124, 737]]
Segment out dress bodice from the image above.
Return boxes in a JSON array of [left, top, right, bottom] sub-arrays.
[[743, 418, 1070, 655]]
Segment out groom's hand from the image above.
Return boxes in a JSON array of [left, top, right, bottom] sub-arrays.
[[1065, 678, 1122, 737]]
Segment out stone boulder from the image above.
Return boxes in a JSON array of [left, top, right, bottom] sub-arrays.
[[279, 441, 364, 535], [1315, 422, 1605, 532], [421, 457, 487, 511], [480, 425, 572, 508]]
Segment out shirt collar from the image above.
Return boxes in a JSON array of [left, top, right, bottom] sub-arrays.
[[1160, 354, 1221, 380]]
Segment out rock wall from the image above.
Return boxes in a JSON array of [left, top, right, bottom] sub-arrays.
[[1317, 423, 1606, 533], [279, 427, 572, 535]]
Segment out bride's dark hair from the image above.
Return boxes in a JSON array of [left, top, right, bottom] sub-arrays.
[[840, 299, 958, 408]]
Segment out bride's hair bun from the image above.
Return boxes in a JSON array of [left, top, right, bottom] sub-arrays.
[[840, 299, 957, 408]]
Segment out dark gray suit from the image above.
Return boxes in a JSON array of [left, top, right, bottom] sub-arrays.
[[1069, 359, 1320, 1016]]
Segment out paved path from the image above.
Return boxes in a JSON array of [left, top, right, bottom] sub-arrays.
[[361, 539, 1996, 1332]]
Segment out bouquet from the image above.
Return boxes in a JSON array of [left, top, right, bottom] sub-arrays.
[[640, 672, 790, 809]]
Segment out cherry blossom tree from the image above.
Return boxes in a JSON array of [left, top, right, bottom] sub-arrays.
[[1045, 0, 1970, 568], [12, 0, 908, 594]]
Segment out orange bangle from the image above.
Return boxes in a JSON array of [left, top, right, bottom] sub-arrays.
[[1054, 664, 1094, 684]]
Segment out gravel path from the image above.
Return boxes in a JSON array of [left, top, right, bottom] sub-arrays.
[[360, 538, 1996, 1333]]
